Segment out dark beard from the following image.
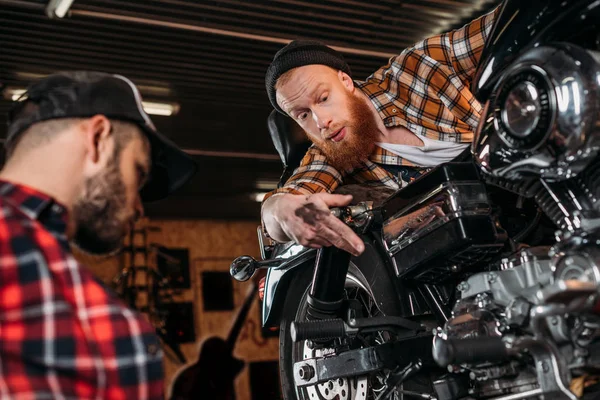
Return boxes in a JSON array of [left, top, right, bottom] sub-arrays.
[[312, 93, 380, 171], [71, 155, 128, 256]]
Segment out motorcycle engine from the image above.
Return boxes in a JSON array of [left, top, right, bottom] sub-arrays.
[[440, 244, 600, 399], [438, 6, 600, 399], [442, 247, 553, 398]]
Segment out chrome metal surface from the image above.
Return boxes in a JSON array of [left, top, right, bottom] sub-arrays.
[[473, 44, 600, 181], [491, 388, 543, 400], [382, 181, 490, 255], [437, 228, 600, 400], [439, 243, 600, 399], [229, 254, 284, 281], [501, 80, 542, 139], [459, 247, 553, 306]]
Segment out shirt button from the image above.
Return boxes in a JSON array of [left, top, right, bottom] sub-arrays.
[[392, 108, 397, 113], [147, 343, 159, 355]]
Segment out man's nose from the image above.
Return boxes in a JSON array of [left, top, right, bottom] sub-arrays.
[[314, 110, 332, 131]]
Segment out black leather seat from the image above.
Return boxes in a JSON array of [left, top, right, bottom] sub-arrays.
[[267, 109, 312, 187]]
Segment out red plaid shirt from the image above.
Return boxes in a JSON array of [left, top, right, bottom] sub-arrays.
[[0, 180, 164, 399]]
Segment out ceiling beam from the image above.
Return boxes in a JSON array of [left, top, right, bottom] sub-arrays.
[[72, 9, 396, 59], [0, 0, 395, 59]]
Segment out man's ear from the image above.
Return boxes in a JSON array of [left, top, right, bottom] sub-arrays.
[[338, 70, 355, 92], [83, 115, 113, 165]]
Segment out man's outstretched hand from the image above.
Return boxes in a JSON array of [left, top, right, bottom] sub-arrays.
[[262, 193, 365, 256]]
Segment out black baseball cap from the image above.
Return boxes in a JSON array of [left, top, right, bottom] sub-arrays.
[[6, 71, 197, 202]]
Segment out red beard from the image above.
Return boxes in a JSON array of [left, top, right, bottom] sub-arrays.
[[311, 93, 380, 171]]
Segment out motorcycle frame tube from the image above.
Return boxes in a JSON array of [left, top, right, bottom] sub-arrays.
[[418, 284, 451, 323], [306, 246, 352, 319]]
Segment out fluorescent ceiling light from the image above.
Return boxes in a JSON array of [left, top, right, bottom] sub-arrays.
[[252, 192, 268, 202], [15, 72, 48, 81], [6, 88, 27, 101], [46, 0, 75, 18], [255, 179, 279, 190], [141, 101, 180, 116], [137, 85, 172, 96], [3, 87, 179, 117]]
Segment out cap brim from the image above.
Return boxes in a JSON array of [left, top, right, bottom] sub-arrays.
[[138, 123, 197, 202]]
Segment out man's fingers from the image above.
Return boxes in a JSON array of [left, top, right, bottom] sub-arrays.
[[289, 218, 362, 255], [316, 193, 353, 208], [287, 225, 332, 249], [320, 219, 365, 256], [283, 194, 365, 255], [306, 238, 333, 249], [303, 235, 333, 248]]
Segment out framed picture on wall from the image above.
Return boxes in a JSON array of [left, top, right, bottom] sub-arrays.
[[156, 246, 191, 289], [201, 270, 235, 311]]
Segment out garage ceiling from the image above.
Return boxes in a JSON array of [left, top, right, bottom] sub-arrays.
[[0, 0, 500, 219]]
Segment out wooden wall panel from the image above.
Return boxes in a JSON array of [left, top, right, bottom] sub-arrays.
[[77, 218, 280, 400]]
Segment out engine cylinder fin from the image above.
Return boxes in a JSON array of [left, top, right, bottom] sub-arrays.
[[535, 176, 598, 230], [534, 189, 568, 230], [484, 175, 541, 198], [578, 156, 600, 208]]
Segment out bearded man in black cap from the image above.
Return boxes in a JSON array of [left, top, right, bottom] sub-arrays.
[[0, 71, 196, 399], [261, 8, 499, 256]]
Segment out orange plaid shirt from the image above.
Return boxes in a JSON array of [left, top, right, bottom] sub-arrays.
[[265, 7, 498, 201]]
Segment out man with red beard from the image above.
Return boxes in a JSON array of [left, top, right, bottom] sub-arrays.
[[261, 8, 498, 255], [0, 71, 196, 399]]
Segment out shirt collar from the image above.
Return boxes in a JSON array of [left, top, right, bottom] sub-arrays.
[[354, 80, 398, 122], [0, 179, 68, 226]]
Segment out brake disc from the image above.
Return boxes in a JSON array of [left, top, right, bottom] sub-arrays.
[[302, 342, 368, 400]]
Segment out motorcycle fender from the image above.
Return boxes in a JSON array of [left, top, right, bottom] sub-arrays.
[[262, 236, 405, 327], [262, 249, 317, 327]]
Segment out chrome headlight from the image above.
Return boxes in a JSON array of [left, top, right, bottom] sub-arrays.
[[502, 81, 542, 138], [494, 66, 553, 151]]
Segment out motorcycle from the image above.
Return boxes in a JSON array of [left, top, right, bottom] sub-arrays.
[[230, 1, 600, 398]]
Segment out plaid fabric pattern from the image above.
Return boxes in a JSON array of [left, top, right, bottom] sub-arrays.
[[265, 6, 498, 200], [0, 181, 164, 400]]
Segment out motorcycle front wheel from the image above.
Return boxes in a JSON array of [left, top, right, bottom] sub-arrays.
[[278, 263, 435, 400]]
